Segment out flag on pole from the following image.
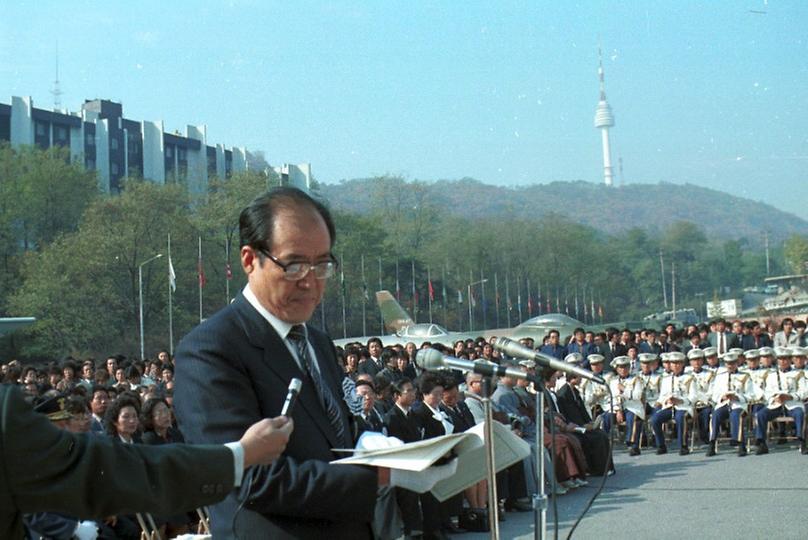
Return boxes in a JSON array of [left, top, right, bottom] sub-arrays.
[[457, 289, 463, 304], [168, 256, 176, 292], [395, 260, 401, 300], [197, 242, 206, 287], [225, 262, 233, 280], [428, 277, 435, 302]]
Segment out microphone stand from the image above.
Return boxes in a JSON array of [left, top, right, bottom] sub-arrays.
[[482, 378, 500, 540], [533, 372, 547, 540]]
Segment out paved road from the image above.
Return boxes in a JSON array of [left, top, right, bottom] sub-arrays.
[[455, 442, 808, 540]]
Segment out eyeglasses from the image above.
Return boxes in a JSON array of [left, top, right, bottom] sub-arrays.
[[257, 248, 338, 281]]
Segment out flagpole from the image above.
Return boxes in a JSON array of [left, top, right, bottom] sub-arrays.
[[537, 277, 542, 316], [361, 254, 367, 337], [494, 272, 500, 329], [225, 235, 231, 304], [505, 271, 512, 327], [517, 273, 523, 323], [480, 268, 487, 330], [395, 259, 400, 302], [526, 276, 532, 318], [168, 233, 174, 355], [442, 263, 448, 326], [378, 256, 383, 334], [411, 260, 417, 324], [341, 254, 347, 339], [427, 266, 433, 323], [198, 236, 203, 323]]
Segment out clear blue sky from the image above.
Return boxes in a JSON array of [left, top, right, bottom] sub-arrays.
[[2, 1, 806, 219]]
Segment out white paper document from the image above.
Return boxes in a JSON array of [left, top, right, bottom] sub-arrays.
[[333, 421, 530, 501]]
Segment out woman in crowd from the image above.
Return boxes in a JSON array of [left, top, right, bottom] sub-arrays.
[[343, 348, 360, 380], [140, 396, 191, 536], [141, 397, 184, 445], [104, 395, 141, 444]]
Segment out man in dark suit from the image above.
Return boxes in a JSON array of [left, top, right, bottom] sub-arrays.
[[384, 378, 423, 537], [1, 383, 292, 540], [358, 338, 385, 376], [708, 319, 740, 356], [554, 375, 614, 475], [742, 321, 773, 350], [174, 188, 379, 539]]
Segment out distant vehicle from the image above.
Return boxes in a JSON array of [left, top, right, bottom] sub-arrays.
[[764, 284, 779, 295]]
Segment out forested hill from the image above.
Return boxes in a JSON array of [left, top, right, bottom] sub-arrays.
[[321, 178, 808, 242]]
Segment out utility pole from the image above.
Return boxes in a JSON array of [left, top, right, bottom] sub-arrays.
[[763, 231, 771, 276], [660, 250, 668, 308]]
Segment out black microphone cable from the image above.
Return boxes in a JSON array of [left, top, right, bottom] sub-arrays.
[[565, 385, 614, 539]]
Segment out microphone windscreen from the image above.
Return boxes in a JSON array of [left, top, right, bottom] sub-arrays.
[[415, 348, 446, 370]]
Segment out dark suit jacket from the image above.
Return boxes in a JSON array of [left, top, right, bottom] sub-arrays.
[[742, 334, 772, 350], [357, 358, 384, 377], [384, 404, 421, 443], [173, 294, 377, 540], [411, 403, 447, 440], [0, 384, 234, 540], [440, 401, 475, 433], [708, 331, 740, 352], [555, 383, 591, 426]]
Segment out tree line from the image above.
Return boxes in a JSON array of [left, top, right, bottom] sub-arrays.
[[1, 144, 806, 361]]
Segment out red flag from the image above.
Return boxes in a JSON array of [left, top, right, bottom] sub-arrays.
[[428, 279, 435, 302], [198, 257, 206, 287], [225, 262, 233, 280], [527, 295, 533, 314]]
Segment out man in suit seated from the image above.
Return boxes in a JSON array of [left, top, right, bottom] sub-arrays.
[[174, 188, 381, 539]]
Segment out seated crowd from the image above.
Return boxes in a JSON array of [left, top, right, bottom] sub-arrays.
[[3, 316, 806, 539]]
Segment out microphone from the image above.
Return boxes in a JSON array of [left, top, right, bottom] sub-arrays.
[[415, 348, 538, 383], [493, 337, 606, 385], [280, 378, 302, 416]]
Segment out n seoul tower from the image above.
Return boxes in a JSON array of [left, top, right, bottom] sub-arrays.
[[594, 48, 615, 186]]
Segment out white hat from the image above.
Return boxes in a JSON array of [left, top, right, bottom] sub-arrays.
[[687, 348, 705, 360], [564, 352, 583, 365], [667, 351, 686, 363]]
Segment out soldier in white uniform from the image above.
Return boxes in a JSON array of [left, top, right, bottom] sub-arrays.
[[706, 352, 754, 457], [686, 348, 715, 444], [741, 349, 768, 414], [754, 347, 807, 455], [791, 346, 808, 375], [637, 354, 661, 421], [608, 356, 646, 456], [703, 347, 720, 372], [651, 351, 697, 455], [582, 355, 611, 420], [758, 346, 776, 371]]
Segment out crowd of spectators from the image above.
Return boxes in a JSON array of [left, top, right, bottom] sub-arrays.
[[4, 316, 806, 539]]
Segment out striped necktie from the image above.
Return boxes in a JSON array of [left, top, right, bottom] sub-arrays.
[[288, 325, 348, 448]]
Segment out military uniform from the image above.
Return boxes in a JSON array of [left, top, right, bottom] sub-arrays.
[[651, 352, 696, 455], [707, 353, 754, 456], [686, 348, 715, 444], [754, 348, 807, 454]]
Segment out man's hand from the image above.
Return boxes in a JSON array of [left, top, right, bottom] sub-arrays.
[[241, 416, 294, 468], [378, 467, 390, 487], [615, 411, 625, 424]]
